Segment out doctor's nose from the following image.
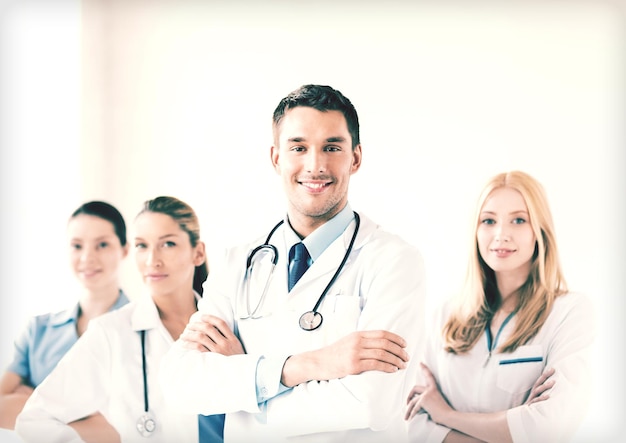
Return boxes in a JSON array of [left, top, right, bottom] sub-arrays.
[[305, 150, 326, 173]]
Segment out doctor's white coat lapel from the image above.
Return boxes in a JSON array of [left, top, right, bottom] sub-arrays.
[[286, 214, 372, 300]]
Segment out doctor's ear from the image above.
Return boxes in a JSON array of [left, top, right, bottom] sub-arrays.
[[350, 144, 362, 173], [270, 145, 281, 173]]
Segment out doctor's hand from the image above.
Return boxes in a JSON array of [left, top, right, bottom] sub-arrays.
[[179, 314, 245, 356], [281, 330, 408, 387]]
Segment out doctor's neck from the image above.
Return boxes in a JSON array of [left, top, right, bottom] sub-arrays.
[[287, 205, 346, 239]]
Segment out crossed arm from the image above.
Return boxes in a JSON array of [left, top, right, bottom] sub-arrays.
[[179, 314, 409, 386], [404, 363, 556, 443], [0, 372, 33, 429], [1, 372, 119, 443]]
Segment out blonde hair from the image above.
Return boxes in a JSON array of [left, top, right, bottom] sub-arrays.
[[443, 171, 567, 354]]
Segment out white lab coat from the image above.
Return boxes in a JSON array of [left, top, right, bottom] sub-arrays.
[[16, 294, 199, 443], [407, 291, 596, 443], [160, 213, 427, 443]]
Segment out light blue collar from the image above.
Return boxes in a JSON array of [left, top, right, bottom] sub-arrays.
[[285, 204, 354, 261], [50, 289, 128, 327]]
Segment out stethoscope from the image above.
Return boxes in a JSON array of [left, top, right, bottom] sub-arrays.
[[242, 211, 360, 331], [136, 330, 156, 437]]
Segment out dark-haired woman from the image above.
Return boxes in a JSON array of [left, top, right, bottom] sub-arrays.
[[0, 201, 129, 432]]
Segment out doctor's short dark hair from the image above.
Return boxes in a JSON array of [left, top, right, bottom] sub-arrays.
[[272, 84, 360, 149]]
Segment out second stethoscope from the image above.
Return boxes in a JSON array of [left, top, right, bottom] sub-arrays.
[[241, 211, 360, 331], [136, 330, 156, 437]]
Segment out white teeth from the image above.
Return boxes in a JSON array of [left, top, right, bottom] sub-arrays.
[[304, 183, 325, 189]]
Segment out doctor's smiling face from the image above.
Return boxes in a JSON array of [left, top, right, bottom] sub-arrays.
[[271, 106, 361, 236], [271, 85, 362, 237], [133, 211, 205, 298]]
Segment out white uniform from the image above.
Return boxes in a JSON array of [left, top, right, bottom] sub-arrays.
[[160, 213, 426, 443], [15, 294, 199, 443], [407, 291, 596, 443]]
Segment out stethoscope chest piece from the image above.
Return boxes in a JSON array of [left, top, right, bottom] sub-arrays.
[[137, 413, 156, 437], [299, 311, 323, 331]]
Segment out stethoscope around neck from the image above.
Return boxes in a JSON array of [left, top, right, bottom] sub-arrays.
[[242, 211, 360, 331], [136, 330, 156, 437]]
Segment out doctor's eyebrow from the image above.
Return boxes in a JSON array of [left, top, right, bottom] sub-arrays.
[[287, 136, 348, 144], [325, 136, 347, 143]]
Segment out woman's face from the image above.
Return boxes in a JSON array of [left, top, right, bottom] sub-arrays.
[[477, 187, 537, 280], [133, 212, 204, 297], [68, 214, 127, 291]]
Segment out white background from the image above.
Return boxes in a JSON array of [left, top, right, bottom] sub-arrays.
[[1, 0, 624, 440]]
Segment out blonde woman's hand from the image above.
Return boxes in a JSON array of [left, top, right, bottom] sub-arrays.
[[405, 363, 453, 424], [525, 367, 555, 405]]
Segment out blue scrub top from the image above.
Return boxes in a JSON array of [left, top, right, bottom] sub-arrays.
[[6, 290, 129, 387]]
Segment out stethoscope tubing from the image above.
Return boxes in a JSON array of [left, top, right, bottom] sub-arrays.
[[310, 212, 360, 314], [137, 330, 156, 437], [140, 330, 149, 413], [242, 212, 360, 330]]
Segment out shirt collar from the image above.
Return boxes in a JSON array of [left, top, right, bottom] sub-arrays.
[[50, 289, 129, 327], [50, 303, 80, 327], [130, 291, 201, 332], [285, 204, 354, 261]]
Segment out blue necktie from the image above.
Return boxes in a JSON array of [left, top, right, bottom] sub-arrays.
[[198, 413, 225, 443], [288, 242, 310, 291]]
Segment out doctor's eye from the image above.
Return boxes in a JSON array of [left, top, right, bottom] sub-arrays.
[[512, 217, 527, 224], [162, 241, 176, 248], [97, 241, 110, 249], [134, 242, 147, 249], [291, 145, 306, 152], [323, 145, 341, 152], [70, 242, 82, 250], [481, 218, 496, 225]]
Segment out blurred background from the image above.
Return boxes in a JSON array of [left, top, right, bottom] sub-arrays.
[[1, 0, 624, 440]]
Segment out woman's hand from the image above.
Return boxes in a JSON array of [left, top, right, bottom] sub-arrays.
[[405, 362, 453, 424], [179, 314, 245, 355], [525, 367, 555, 405]]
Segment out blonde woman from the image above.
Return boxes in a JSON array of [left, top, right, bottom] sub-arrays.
[[405, 171, 595, 443]]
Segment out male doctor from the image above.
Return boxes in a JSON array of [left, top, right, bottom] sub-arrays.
[[160, 84, 426, 442]]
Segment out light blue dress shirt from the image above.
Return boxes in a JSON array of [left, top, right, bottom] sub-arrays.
[[255, 205, 355, 403], [6, 290, 129, 387]]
